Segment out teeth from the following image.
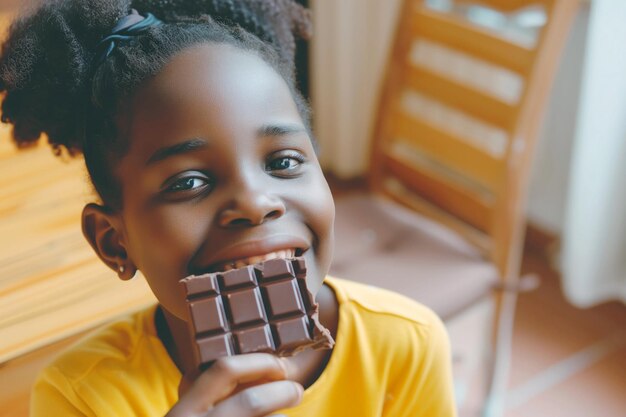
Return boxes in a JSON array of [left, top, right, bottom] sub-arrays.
[[248, 256, 264, 265], [216, 248, 298, 271]]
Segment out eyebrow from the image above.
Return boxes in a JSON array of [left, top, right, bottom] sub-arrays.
[[257, 123, 307, 137], [146, 138, 209, 166], [145, 124, 306, 166]]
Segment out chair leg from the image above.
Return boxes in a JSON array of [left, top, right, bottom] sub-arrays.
[[447, 297, 494, 416], [481, 288, 520, 417]]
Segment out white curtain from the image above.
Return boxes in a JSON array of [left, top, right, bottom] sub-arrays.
[[310, 0, 402, 178], [561, 0, 626, 307]]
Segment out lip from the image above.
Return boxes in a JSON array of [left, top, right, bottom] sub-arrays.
[[193, 235, 310, 274]]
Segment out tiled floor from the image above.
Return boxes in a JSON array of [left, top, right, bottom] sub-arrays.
[[327, 178, 626, 417], [503, 251, 626, 417]]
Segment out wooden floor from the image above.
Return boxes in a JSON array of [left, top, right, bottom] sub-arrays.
[[0, 129, 156, 363], [0, 127, 156, 417]]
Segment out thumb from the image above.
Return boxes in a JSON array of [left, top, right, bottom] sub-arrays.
[[178, 368, 200, 398]]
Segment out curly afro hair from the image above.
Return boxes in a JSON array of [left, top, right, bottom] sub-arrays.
[[0, 0, 312, 209]]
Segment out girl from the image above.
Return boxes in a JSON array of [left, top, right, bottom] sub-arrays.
[[0, 1, 456, 416]]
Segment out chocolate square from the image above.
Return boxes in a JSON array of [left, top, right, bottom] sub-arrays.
[[189, 297, 227, 334], [262, 278, 305, 318], [225, 287, 267, 326]]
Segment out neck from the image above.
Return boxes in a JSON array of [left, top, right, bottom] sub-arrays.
[[155, 306, 198, 378]]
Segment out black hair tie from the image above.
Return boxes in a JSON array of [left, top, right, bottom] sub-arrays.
[[94, 9, 163, 67]]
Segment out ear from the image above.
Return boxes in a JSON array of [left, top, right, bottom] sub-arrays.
[[82, 203, 137, 280]]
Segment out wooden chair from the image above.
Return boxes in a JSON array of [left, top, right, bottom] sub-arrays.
[[329, 0, 577, 415]]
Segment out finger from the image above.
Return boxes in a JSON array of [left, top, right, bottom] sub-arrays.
[[178, 354, 291, 414], [178, 370, 197, 398], [210, 380, 303, 417]]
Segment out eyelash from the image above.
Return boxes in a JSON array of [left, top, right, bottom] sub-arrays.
[[162, 172, 213, 197], [266, 151, 306, 176]]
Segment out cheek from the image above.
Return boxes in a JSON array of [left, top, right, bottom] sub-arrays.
[[123, 205, 212, 318], [315, 188, 335, 273], [313, 170, 335, 238], [297, 169, 335, 290], [128, 208, 204, 268], [295, 168, 335, 243], [313, 184, 335, 249]]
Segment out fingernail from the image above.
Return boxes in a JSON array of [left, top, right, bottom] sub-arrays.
[[279, 358, 295, 377], [294, 382, 304, 399], [246, 390, 262, 409]]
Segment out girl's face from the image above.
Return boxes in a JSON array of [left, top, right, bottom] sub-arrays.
[[112, 44, 334, 320]]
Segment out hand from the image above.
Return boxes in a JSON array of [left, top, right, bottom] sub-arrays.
[[166, 353, 303, 417]]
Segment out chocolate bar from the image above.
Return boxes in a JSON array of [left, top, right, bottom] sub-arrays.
[[180, 258, 334, 369]]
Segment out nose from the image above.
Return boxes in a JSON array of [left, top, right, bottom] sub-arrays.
[[217, 184, 286, 227]]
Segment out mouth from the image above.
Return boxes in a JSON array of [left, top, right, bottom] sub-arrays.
[[203, 247, 305, 273]]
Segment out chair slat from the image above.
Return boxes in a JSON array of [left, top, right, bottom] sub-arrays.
[[412, 6, 534, 74], [455, 0, 551, 12], [393, 110, 505, 191], [405, 65, 518, 130], [382, 176, 492, 254], [382, 152, 493, 232]]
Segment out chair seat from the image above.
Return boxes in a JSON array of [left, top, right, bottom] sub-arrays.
[[330, 193, 499, 320]]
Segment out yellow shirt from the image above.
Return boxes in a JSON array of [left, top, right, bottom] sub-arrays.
[[31, 277, 456, 417]]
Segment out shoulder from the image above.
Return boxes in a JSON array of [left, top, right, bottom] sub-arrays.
[[325, 278, 456, 415], [326, 276, 445, 331], [32, 305, 179, 416], [325, 276, 450, 362], [39, 305, 157, 385]]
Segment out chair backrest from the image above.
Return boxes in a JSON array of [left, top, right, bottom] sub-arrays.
[[369, 0, 577, 282]]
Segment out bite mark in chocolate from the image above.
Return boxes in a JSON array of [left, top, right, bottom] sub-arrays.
[[180, 258, 334, 369]]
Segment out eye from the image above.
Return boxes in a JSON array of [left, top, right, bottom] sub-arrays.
[[161, 171, 213, 199], [266, 151, 305, 176], [167, 177, 208, 192], [268, 157, 300, 171]]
